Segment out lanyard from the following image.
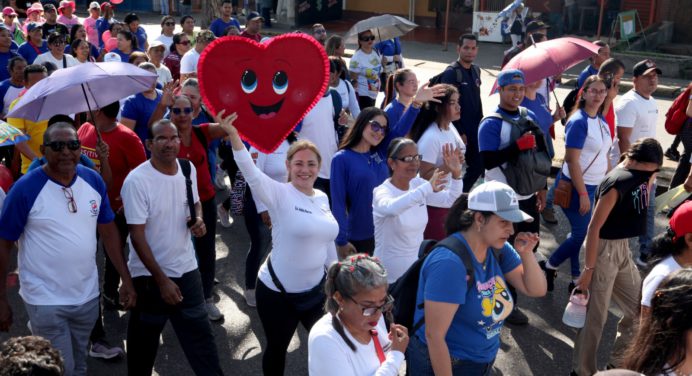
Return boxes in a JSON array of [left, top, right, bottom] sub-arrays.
[[370, 329, 386, 364]]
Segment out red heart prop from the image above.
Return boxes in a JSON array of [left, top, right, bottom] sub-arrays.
[[198, 34, 329, 153]]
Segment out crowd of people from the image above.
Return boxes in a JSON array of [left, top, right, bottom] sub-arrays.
[[0, 3, 690, 376]]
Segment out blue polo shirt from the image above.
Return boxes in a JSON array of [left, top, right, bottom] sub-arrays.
[[209, 17, 241, 37], [121, 90, 163, 147], [18, 41, 49, 64]]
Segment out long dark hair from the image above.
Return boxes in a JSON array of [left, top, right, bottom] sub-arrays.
[[117, 30, 138, 51], [338, 107, 388, 151], [69, 24, 85, 46], [649, 227, 689, 265], [621, 268, 692, 375], [622, 137, 663, 166], [381, 68, 414, 110], [328, 56, 346, 81], [171, 32, 187, 54], [408, 84, 458, 143]]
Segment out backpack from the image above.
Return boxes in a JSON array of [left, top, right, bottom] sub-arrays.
[[388, 235, 503, 334], [665, 86, 691, 135], [484, 107, 552, 196], [330, 89, 348, 144], [562, 86, 581, 118], [428, 61, 481, 87], [178, 158, 197, 227]]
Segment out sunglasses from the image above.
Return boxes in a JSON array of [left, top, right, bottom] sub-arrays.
[[368, 120, 387, 135], [171, 107, 193, 115], [348, 295, 394, 317], [164, 22, 175, 26], [178, 40, 191, 45], [359, 35, 375, 42], [5, 14, 16, 18], [395, 154, 422, 163], [45, 140, 81, 152]]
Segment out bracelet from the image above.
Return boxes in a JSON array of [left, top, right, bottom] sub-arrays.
[[583, 265, 595, 271], [578, 191, 589, 197]]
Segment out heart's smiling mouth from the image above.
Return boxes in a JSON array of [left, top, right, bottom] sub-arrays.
[[250, 99, 284, 119]]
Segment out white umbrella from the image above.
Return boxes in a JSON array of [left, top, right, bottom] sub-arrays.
[[343, 14, 418, 45]]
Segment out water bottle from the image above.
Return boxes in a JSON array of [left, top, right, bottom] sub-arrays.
[[562, 288, 589, 328]]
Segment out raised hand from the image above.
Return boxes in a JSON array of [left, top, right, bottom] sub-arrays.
[[428, 168, 448, 192], [441, 143, 463, 179], [413, 82, 447, 104], [214, 109, 240, 135]]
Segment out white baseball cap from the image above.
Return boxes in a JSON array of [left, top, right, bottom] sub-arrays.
[[88, 1, 100, 9], [103, 52, 121, 62], [468, 181, 533, 223]]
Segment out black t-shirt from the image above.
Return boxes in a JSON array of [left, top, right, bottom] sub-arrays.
[[597, 167, 654, 239], [440, 64, 483, 144], [42, 23, 69, 40]]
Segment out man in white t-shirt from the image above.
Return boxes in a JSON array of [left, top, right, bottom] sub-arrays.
[[120, 119, 223, 375], [179, 30, 215, 83], [33, 32, 78, 70], [0, 123, 135, 376], [615, 59, 661, 265]]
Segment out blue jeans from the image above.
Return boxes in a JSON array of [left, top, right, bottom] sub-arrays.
[[160, 0, 169, 14], [548, 175, 598, 277], [545, 176, 557, 210], [406, 335, 494, 376], [25, 297, 99, 376], [638, 182, 656, 256]]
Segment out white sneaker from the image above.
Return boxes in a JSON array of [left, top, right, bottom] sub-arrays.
[[217, 203, 234, 228], [205, 298, 224, 321], [214, 166, 229, 191], [244, 289, 256, 307]]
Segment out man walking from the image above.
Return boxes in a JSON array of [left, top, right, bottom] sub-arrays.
[[615, 59, 661, 266], [121, 119, 223, 375], [0, 122, 136, 376], [209, 0, 241, 38], [438, 34, 483, 192]]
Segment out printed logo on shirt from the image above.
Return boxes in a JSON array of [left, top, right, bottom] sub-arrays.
[[295, 206, 313, 214], [476, 276, 513, 339], [89, 200, 99, 217], [631, 183, 650, 214]]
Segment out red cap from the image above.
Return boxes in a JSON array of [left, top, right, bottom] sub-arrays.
[[669, 200, 692, 241]]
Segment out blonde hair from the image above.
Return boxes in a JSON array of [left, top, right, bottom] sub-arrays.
[[286, 140, 322, 182]]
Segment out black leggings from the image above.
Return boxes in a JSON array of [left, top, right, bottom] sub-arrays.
[[243, 188, 270, 290], [256, 280, 323, 376], [357, 95, 376, 110]]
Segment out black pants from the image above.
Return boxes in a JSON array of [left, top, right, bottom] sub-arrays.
[[193, 198, 217, 300], [350, 237, 375, 256], [357, 95, 376, 110], [256, 280, 324, 376], [219, 141, 239, 211], [243, 188, 271, 290], [508, 195, 540, 304], [314, 177, 331, 206], [462, 145, 484, 193], [127, 270, 223, 376]]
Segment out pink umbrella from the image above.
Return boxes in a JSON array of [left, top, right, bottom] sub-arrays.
[[491, 37, 602, 94]]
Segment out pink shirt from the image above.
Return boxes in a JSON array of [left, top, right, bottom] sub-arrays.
[[83, 17, 98, 46]]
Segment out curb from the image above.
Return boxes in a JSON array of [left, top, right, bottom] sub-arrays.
[[561, 78, 683, 98]]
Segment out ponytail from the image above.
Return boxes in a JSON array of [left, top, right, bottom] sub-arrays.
[[381, 74, 395, 109], [650, 227, 687, 265]]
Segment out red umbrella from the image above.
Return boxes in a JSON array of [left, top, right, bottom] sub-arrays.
[[491, 37, 602, 94]]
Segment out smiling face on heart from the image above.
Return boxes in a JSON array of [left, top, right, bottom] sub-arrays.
[[198, 34, 329, 153]]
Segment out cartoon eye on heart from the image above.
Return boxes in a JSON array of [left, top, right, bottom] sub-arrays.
[[198, 34, 329, 153]]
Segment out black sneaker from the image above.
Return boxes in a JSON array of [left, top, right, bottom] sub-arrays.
[[635, 252, 651, 268], [505, 307, 529, 325], [539, 260, 557, 292], [568, 281, 576, 295], [664, 147, 680, 162]]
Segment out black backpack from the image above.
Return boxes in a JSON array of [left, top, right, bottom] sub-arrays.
[[329, 89, 348, 144], [483, 107, 552, 196], [388, 235, 503, 334], [429, 61, 481, 87]]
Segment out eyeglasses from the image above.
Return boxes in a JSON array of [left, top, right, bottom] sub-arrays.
[[51, 40, 65, 46], [586, 88, 607, 95], [164, 22, 175, 26], [171, 107, 193, 115], [178, 40, 191, 45], [359, 35, 375, 42], [395, 154, 422, 163], [153, 135, 181, 145], [348, 295, 394, 317], [368, 120, 387, 135], [62, 186, 78, 213], [45, 140, 81, 152]]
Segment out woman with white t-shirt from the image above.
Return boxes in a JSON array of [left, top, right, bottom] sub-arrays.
[[222, 111, 339, 376], [373, 138, 463, 283], [308, 254, 409, 376], [329, 56, 360, 119], [622, 268, 692, 376], [541, 75, 612, 293], [640, 201, 692, 318], [349, 29, 384, 109], [155, 15, 176, 57], [408, 84, 465, 240]]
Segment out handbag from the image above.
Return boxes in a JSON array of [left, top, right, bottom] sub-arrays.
[[267, 257, 326, 312], [553, 118, 608, 208], [230, 171, 246, 216]]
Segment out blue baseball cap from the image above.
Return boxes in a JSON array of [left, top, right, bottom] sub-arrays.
[[26, 22, 43, 33], [497, 69, 525, 87]]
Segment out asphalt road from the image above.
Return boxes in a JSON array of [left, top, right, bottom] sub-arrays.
[[0, 15, 678, 376]]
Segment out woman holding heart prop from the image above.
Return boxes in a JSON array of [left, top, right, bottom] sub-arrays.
[[219, 109, 340, 376]]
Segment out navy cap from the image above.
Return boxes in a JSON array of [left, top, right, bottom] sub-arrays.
[[497, 69, 525, 87]]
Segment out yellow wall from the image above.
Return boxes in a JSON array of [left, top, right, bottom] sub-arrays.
[[345, 0, 436, 17]]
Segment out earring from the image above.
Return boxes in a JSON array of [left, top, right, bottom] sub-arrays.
[[477, 224, 482, 233]]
